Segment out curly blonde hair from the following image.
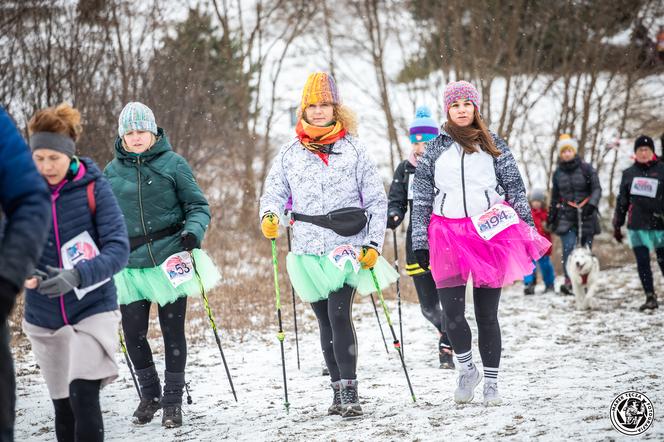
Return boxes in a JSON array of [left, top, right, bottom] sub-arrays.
[[334, 104, 358, 136], [298, 103, 358, 136], [28, 102, 82, 141]]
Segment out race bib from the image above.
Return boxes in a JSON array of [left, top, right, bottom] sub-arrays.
[[161, 251, 194, 288], [631, 177, 658, 198], [471, 204, 519, 241], [327, 244, 361, 273], [61, 231, 110, 299], [407, 174, 414, 200]]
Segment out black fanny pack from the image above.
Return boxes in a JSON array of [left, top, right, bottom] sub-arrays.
[[129, 222, 183, 252], [291, 207, 368, 237]]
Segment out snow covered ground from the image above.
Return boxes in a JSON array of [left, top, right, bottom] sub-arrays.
[[12, 263, 664, 441]]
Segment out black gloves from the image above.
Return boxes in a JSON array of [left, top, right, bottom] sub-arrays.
[[582, 204, 596, 218], [180, 231, 199, 251], [413, 249, 430, 270], [613, 228, 624, 243], [386, 211, 403, 230]]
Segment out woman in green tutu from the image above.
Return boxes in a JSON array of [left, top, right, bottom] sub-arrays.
[[105, 102, 220, 428], [259, 72, 398, 418]]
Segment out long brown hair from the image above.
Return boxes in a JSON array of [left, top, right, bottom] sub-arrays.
[[444, 107, 500, 157]]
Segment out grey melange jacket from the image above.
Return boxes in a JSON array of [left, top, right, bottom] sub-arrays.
[[411, 130, 534, 251], [259, 135, 388, 255]]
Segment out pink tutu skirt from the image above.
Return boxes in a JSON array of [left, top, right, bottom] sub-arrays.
[[428, 211, 551, 289]]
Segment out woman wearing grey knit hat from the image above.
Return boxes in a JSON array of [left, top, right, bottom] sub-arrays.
[[104, 102, 221, 428]]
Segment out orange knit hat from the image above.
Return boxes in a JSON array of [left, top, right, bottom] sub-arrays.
[[300, 72, 340, 112]]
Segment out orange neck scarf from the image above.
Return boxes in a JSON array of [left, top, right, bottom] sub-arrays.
[[295, 119, 346, 154]]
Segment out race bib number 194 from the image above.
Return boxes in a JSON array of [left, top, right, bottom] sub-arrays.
[[471, 204, 519, 241]]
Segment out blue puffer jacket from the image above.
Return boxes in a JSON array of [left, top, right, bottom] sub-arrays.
[[24, 157, 130, 330], [0, 107, 51, 291]]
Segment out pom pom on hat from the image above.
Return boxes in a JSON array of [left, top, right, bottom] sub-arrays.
[[634, 135, 655, 153], [557, 133, 578, 155], [409, 105, 439, 143]]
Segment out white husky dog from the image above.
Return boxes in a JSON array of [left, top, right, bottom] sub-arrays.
[[566, 245, 600, 310]]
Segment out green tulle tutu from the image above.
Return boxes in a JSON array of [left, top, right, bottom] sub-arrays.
[[286, 252, 399, 303], [114, 248, 222, 306], [628, 229, 664, 251]]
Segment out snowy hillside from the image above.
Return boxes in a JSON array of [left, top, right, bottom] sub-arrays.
[[13, 264, 663, 441]]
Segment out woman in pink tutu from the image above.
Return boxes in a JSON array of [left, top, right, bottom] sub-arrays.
[[411, 81, 550, 406]]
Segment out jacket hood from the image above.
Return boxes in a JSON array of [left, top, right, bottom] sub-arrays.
[[114, 127, 172, 162], [56, 157, 102, 193]]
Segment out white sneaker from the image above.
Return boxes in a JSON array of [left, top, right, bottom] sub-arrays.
[[454, 368, 482, 403], [483, 382, 502, 406]]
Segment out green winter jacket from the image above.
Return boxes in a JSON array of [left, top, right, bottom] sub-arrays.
[[104, 128, 210, 268]]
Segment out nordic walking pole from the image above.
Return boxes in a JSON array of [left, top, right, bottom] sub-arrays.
[[370, 268, 416, 402], [270, 238, 290, 412], [392, 229, 403, 359], [371, 293, 389, 354], [118, 329, 141, 399], [190, 252, 238, 402], [286, 226, 301, 370]]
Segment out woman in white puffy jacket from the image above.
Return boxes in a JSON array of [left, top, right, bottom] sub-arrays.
[[411, 81, 550, 407], [259, 72, 398, 418]]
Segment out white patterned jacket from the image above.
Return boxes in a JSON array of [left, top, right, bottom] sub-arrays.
[[259, 135, 388, 255]]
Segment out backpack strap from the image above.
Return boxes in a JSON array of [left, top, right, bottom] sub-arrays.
[[87, 180, 96, 216]]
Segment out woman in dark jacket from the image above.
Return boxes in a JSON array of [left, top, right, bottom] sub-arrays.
[[387, 105, 453, 369], [105, 102, 220, 428], [613, 135, 664, 311], [547, 134, 602, 295], [22, 103, 129, 442]]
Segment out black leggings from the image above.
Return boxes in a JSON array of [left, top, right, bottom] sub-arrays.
[[52, 379, 102, 442], [412, 273, 445, 335], [438, 286, 502, 368], [311, 285, 357, 382], [633, 246, 664, 294], [120, 297, 188, 372]]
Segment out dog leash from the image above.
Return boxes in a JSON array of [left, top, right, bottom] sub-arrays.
[[566, 197, 589, 247]]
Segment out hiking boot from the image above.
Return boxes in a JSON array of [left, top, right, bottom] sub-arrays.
[[328, 381, 342, 415], [543, 284, 555, 293], [524, 283, 535, 296], [483, 382, 502, 406], [161, 371, 185, 428], [439, 344, 454, 370], [560, 281, 573, 296], [132, 365, 162, 424], [162, 405, 182, 428], [454, 367, 482, 404], [640, 293, 658, 311], [339, 379, 363, 418], [132, 397, 161, 424]]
